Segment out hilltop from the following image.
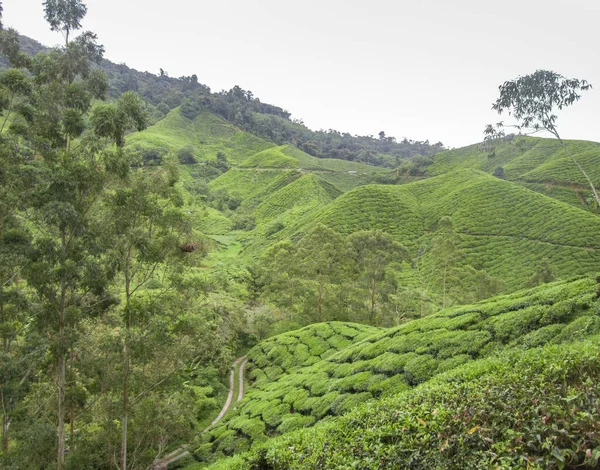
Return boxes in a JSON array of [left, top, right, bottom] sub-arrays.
[[2, 33, 445, 166], [425, 136, 600, 211]]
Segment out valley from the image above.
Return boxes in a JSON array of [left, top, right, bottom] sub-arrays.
[[0, 3, 599, 468]]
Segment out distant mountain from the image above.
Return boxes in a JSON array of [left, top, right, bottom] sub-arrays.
[[3, 33, 445, 166]]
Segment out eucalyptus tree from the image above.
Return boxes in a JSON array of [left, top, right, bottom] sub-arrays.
[[295, 224, 344, 322], [101, 157, 190, 469], [345, 230, 408, 325], [43, 0, 87, 47], [12, 3, 148, 466], [430, 216, 462, 309], [485, 70, 597, 206]]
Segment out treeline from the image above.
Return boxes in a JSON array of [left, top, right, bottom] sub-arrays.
[[4, 34, 445, 167], [0, 5, 249, 469], [250, 219, 507, 332]]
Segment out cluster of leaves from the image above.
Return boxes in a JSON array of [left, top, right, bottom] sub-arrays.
[[193, 275, 600, 464]]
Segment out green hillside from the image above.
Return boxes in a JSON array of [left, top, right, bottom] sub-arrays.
[[252, 174, 340, 225], [287, 170, 600, 289], [427, 136, 600, 210], [126, 108, 274, 163], [194, 275, 600, 463], [206, 335, 600, 469]]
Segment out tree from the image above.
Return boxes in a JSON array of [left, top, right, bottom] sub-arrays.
[[430, 216, 462, 309], [90, 91, 148, 148], [102, 159, 189, 470], [43, 0, 87, 47], [12, 4, 146, 465], [485, 70, 598, 206], [296, 224, 344, 322], [345, 230, 408, 325]]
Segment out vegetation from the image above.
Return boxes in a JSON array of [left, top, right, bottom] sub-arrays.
[[194, 275, 600, 464], [206, 335, 600, 469], [485, 70, 598, 206], [0, 4, 599, 470]]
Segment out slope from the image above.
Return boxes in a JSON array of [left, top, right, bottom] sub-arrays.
[[126, 107, 274, 164], [207, 336, 600, 470], [281, 169, 600, 289], [194, 275, 600, 463], [427, 136, 600, 210]]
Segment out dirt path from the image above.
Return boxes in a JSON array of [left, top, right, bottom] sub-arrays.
[[150, 356, 248, 469]]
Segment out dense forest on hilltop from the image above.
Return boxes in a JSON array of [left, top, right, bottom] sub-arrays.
[[0, 33, 444, 167], [0, 1, 599, 469]]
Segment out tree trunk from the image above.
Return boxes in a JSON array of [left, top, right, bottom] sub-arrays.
[[317, 280, 323, 322], [370, 278, 377, 324], [69, 348, 75, 443], [121, 338, 129, 470], [442, 267, 447, 309], [1, 388, 8, 452], [558, 137, 600, 207], [121, 275, 132, 470], [57, 285, 66, 469]]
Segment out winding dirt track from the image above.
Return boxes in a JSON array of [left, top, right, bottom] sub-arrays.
[[150, 356, 248, 469]]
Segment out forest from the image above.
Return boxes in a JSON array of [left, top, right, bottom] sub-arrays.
[[0, 1, 599, 469]]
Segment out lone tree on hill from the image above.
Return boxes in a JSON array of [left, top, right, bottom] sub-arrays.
[[485, 70, 598, 206]]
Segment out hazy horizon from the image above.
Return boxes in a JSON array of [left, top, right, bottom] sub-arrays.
[[5, 0, 599, 148]]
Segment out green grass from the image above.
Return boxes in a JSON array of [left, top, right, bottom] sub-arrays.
[[191, 275, 600, 463]]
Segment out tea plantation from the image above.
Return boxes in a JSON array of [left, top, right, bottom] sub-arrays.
[[192, 275, 600, 464], [427, 136, 600, 210], [206, 336, 600, 469], [292, 170, 600, 289]]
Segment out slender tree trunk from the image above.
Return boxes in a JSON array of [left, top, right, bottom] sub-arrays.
[[557, 137, 600, 206], [370, 278, 377, 324], [121, 338, 129, 470], [442, 267, 447, 309], [57, 284, 66, 470], [121, 274, 132, 470], [69, 348, 75, 443], [317, 280, 323, 322], [1, 388, 8, 452]]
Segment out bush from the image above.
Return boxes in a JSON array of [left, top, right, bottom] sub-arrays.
[[178, 145, 197, 164]]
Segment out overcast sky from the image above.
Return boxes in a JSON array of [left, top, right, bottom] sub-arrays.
[[4, 0, 599, 148]]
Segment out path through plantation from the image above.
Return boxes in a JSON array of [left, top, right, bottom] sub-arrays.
[[151, 356, 248, 469]]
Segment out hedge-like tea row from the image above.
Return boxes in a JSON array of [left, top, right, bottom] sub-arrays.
[[193, 276, 600, 463], [206, 336, 600, 469]]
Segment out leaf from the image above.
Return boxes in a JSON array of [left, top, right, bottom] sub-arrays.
[[417, 417, 426, 426], [468, 425, 479, 434]]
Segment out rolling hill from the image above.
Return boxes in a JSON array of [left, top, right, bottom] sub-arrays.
[[427, 136, 600, 211], [194, 275, 600, 465], [247, 169, 600, 290]]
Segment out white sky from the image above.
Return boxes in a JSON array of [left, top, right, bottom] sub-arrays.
[[4, 0, 600, 148]]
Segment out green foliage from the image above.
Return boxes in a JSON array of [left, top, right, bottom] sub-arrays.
[[428, 136, 600, 212], [194, 276, 600, 465], [210, 337, 600, 469]]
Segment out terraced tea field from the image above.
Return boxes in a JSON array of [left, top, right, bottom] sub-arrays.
[[194, 276, 600, 463]]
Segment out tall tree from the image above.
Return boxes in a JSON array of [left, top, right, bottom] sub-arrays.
[[429, 216, 462, 309], [345, 230, 408, 325], [296, 224, 344, 322], [485, 70, 597, 205], [102, 159, 188, 469], [43, 0, 87, 47]]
